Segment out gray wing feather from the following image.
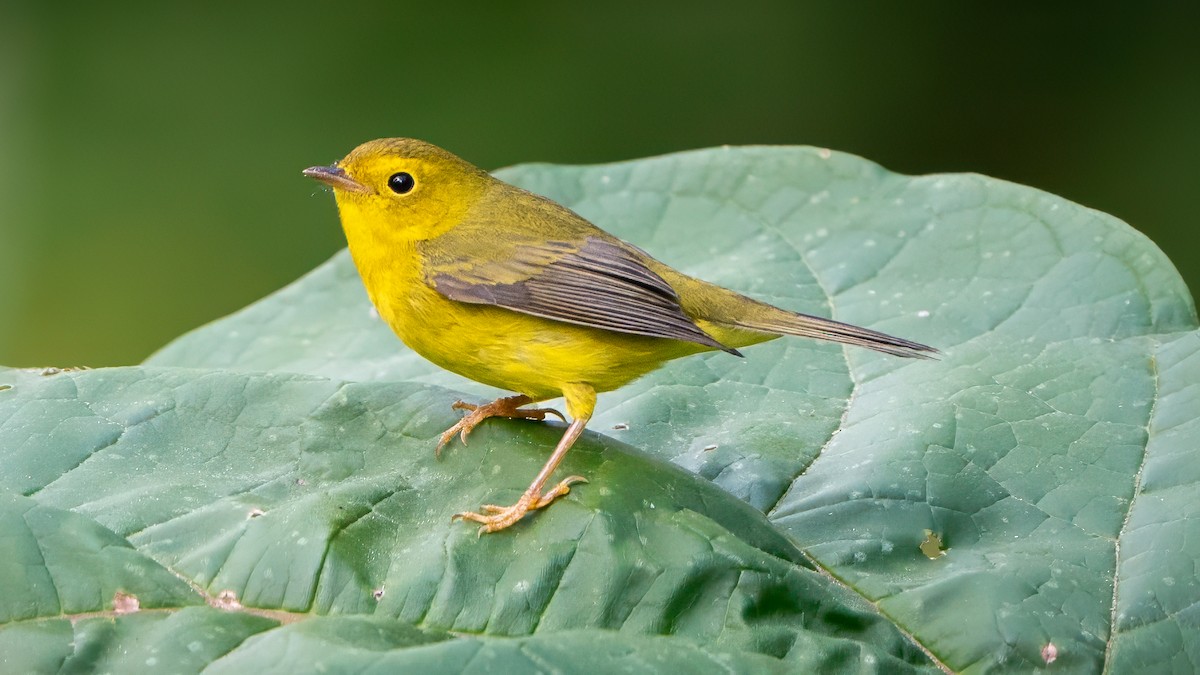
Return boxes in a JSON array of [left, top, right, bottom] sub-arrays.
[[430, 237, 740, 355]]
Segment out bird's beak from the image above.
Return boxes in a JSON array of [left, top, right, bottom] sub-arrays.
[[303, 164, 371, 194]]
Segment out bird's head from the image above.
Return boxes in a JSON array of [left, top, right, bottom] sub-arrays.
[[304, 138, 492, 244]]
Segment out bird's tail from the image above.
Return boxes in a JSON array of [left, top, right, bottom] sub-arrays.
[[649, 262, 938, 359], [732, 305, 938, 358]]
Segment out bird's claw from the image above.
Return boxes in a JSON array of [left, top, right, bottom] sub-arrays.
[[435, 397, 566, 458], [451, 475, 587, 534]]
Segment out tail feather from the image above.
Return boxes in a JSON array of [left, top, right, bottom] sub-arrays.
[[735, 310, 939, 359], [648, 262, 938, 359]]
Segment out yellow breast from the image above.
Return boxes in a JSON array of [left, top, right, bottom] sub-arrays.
[[348, 239, 703, 399]]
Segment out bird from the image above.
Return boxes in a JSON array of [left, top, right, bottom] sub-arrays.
[[303, 138, 936, 534]]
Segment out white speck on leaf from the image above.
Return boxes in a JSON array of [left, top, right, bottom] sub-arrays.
[[1042, 642, 1058, 664], [214, 590, 243, 611], [113, 591, 140, 614]]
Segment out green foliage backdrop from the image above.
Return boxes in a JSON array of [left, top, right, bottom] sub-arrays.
[[1, 4, 1198, 366]]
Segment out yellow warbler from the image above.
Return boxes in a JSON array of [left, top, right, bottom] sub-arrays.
[[304, 139, 935, 533]]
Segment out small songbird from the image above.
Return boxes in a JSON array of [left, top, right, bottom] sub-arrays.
[[304, 139, 936, 533]]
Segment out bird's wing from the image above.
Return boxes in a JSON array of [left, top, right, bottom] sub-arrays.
[[421, 231, 739, 354]]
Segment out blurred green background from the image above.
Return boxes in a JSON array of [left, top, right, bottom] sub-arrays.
[[2, 3, 1197, 367]]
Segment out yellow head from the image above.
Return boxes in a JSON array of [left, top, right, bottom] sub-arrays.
[[304, 138, 492, 246]]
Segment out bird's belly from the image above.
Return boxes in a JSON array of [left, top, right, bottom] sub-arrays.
[[380, 287, 705, 400]]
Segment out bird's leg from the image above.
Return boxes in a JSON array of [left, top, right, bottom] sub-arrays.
[[436, 394, 565, 457], [453, 383, 595, 534], [453, 418, 589, 533]]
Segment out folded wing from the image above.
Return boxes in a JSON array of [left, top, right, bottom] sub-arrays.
[[425, 235, 740, 355]]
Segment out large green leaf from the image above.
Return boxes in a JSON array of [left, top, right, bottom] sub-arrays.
[[0, 365, 931, 672], [6, 146, 1198, 671]]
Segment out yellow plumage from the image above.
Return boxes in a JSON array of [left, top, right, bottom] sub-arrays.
[[305, 138, 935, 533]]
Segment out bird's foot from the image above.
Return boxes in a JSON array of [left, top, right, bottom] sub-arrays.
[[452, 475, 587, 534], [435, 395, 565, 457]]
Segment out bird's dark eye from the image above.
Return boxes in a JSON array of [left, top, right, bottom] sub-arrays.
[[387, 172, 415, 194]]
